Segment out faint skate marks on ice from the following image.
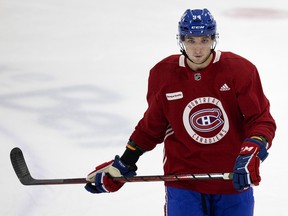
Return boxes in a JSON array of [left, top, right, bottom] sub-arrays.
[[0, 65, 54, 81], [12, 73, 54, 82], [0, 85, 130, 147], [0, 65, 54, 92], [223, 8, 288, 19]]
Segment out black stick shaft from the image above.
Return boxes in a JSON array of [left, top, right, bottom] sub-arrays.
[[10, 147, 232, 186]]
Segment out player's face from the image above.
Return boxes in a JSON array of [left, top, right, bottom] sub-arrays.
[[183, 36, 213, 64]]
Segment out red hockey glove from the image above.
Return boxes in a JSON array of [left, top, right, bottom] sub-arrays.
[[233, 138, 268, 191], [85, 155, 137, 194]]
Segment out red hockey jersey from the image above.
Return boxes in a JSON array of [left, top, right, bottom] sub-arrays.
[[130, 51, 276, 194]]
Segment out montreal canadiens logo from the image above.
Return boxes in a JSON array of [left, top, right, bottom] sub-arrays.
[[183, 97, 229, 144]]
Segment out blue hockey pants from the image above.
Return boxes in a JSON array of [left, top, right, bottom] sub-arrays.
[[165, 186, 254, 216]]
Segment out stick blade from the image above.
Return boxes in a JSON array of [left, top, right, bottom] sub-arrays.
[[10, 147, 88, 185], [10, 147, 35, 185]]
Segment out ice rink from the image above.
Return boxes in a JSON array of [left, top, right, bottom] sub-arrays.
[[1, 0, 288, 215]]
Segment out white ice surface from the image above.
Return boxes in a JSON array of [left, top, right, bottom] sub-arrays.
[[1, 0, 288, 215]]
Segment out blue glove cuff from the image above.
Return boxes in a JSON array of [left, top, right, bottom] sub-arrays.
[[245, 138, 269, 161], [112, 155, 137, 177]]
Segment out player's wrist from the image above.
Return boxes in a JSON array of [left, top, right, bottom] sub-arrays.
[[250, 135, 268, 149], [120, 139, 144, 166]]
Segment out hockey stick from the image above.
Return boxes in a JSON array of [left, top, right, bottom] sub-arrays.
[[10, 147, 233, 186]]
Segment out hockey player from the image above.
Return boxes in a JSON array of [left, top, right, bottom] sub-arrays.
[[85, 8, 276, 216]]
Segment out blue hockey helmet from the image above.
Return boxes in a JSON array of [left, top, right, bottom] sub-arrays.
[[178, 8, 217, 39]]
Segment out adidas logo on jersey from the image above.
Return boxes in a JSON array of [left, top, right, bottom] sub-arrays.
[[220, 83, 231, 91]]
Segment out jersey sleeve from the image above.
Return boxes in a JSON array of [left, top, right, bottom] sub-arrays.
[[130, 57, 176, 151], [235, 64, 276, 147], [130, 92, 169, 151]]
